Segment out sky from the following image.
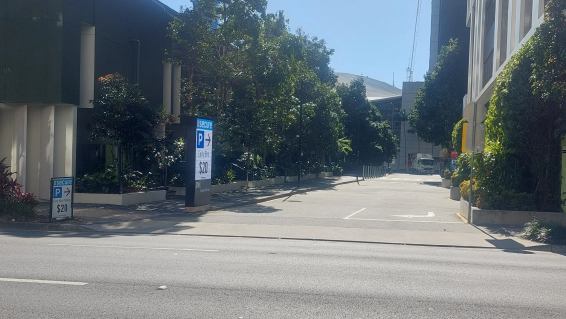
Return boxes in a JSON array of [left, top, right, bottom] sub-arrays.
[[158, 0, 432, 87]]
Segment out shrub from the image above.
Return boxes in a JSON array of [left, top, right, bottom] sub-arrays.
[[522, 219, 566, 245], [443, 168, 452, 180], [0, 158, 38, 218]]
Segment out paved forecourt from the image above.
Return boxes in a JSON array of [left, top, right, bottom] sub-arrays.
[[204, 173, 470, 234]]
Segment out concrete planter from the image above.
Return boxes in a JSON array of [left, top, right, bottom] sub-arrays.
[[460, 198, 566, 226], [246, 178, 277, 188], [168, 186, 186, 196], [275, 176, 285, 185], [75, 190, 166, 206], [211, 181, 245, 193], [319, 172, 333, 178], [449, 186, 460, 200], [441, 178, 451, 189], [286, 176, 298, 183]]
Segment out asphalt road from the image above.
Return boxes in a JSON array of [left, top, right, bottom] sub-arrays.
[[1, 231, 565, 318]]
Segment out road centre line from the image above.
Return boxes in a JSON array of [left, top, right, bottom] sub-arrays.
[[343, 208, 366, 220], [0, 278, 88, 286], [48, 244, 218, 252]]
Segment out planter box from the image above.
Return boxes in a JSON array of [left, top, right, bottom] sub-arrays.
[[449, 186, 460, 200], [246, 178, 276, 188], [211, 181, 245, 193], [460, 198, 566, 226], [286, 176, 298, 183], [75, 190, 166, 206], [169, 186, 186, 196], [319, 172, 333, 178], [441, 178, 451, 189], [275, 176, 285, 185]]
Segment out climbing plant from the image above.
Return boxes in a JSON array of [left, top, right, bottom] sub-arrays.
[[476, 0, 566, 212]]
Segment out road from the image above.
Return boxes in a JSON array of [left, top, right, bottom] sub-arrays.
[[1, 231, 565, 318]]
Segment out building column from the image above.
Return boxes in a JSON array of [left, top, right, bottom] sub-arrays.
[[11, 106, 28, 191], [163, 63, 172, 114], [172, 64, 181, 121], [39, 105, 55, 200], [80, 24, 96, 108]]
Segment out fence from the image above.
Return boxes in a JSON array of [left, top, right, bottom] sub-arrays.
[[362, 165, 388, 180]]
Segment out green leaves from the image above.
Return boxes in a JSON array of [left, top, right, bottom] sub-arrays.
[[408, 39, 468, 148], [91, 73, 165, 150]]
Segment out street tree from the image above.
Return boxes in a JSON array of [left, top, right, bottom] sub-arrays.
[[408, 38, 467, 148]]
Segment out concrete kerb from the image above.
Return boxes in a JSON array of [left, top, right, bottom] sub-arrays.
[[0, 221, 95, 232]]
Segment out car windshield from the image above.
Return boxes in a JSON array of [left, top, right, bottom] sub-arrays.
[[421, 159, 435, 166]]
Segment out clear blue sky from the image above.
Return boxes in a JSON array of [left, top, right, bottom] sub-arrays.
[[159, 0, 432, 87]]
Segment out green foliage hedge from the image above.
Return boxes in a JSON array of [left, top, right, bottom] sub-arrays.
[[451, 118, 466, 153], [475, 0, 566, 212]]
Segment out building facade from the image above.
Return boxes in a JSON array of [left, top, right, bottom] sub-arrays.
[[0, 0, 177, 199], [464, 0, 546, 151]]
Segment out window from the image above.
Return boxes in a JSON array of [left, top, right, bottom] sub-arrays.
[[523, 0, 533, 38], [499, 0, 509, 67], [483, 0, 496, 87]]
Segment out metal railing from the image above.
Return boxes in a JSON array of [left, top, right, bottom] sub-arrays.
[[362, 165, 388, 180]]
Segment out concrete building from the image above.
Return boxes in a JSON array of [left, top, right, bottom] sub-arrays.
[[394, 0, 469, 171], [0, 0, 178, 199], [463, 0, 546, 152]]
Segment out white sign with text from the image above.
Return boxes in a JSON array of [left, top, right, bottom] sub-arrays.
[[195, 118, 213, 180]]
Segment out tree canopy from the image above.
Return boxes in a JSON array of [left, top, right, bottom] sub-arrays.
[[408, 38, 468, 148]]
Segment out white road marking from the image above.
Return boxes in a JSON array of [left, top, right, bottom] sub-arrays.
[[344, 217, 462, 224], [48, 244, 218, 252], [343, 208, 366, 219], [0, 278, 88, 286], [392, 212, 436, 218]]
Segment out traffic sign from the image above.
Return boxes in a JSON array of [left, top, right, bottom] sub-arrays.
[[195, 118, 213, 181], [50, 177, 74, 219], [450, 151, 458, 159], [450, 158, 458, 171]]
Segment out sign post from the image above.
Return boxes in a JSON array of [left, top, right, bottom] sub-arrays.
[[185, 117, 214, 212], [50, 177, 74, 220]]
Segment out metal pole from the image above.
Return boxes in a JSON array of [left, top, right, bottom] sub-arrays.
[[298, 104, 302, 188], [467, 101, 477, 223]]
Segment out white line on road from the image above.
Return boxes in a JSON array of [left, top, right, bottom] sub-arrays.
[[0, 278, 88, 286], [392, 212, 436, 218], [344, 217, 462, 224], [343, 208, 366, 220], [48, 244, 218, 252]]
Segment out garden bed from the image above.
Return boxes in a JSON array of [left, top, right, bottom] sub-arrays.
[[460, 198, 566, 226]]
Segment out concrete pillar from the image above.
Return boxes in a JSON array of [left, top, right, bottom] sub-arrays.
[[80, 25, 95, 108], [54, 105, 77, 178], [172, 64, 181, 121], [26, 106, 42, 197], [11, 106, 27, 191], [39, 105, 55, 200], [0, 106, 13, 165], [163, 63, 172, 114]]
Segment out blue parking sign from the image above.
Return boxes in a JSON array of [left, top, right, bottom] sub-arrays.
[[54, 187, 62, 198], [197, 130, 205, 148], [450, 158, 458, 171]]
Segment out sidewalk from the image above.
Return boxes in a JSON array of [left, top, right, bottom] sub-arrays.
[[1, 174, 562, 253]]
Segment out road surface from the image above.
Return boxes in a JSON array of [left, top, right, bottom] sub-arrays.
[[1, 231, 565, 318]]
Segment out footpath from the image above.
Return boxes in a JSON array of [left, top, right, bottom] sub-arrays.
[[0, 175, 563, 253]]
